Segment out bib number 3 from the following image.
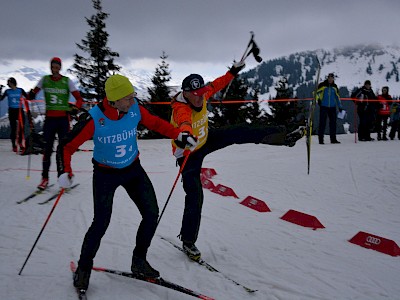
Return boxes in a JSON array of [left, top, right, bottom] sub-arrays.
[[115, 145, 126, 158], [115, 145, 134, 158]]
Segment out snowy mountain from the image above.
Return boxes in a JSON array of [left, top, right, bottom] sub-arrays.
[[243, 44, 400, 100], [0, 67, 154, 117], [0, 67, 153, 100], [1, 44, 399, 117]]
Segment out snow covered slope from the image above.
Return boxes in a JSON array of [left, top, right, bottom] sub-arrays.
[[0, 133, 399, 300]]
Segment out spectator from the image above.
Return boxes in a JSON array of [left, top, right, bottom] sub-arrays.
[[376, 86, 392, 141], [389, 99, 400, 140], [316, 73, 343, 144], [351, 80, 377, 141]]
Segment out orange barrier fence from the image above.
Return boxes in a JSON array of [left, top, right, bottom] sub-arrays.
[[22, 98, 400, 105], [16, 98, 399, 145], [123, 98, 399, 104]]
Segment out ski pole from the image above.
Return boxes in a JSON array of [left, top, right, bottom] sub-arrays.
[[239, 31, 256, 62], [354, 101, 358, 143], [18, 188, 65, 275], [222, 31, 262, 100], [24, 98, 33, 179], [223, 33, 255, 99], [156, 152, 190, 227]]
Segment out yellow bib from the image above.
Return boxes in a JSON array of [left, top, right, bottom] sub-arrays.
[[171, 98, 208, 157]]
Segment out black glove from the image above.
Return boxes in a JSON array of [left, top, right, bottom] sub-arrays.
[[28, 89, 36, 100], [175, 131, 198, 150], [229, 61, 246, 76], [317, 100, 321, 106], [339, 108, 343, 112], [69, 104, 80, 116]]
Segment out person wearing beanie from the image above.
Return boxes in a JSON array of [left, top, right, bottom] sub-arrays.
[[0, 77, 28, 152], [351, 80, 377, 141], [29, 57, 84, 190], [315, 73, 343, 144], [56, 74, 197, 291], [376, 86, 392, 140], [170, 61, 305, 260]]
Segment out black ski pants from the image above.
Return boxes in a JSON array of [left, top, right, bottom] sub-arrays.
[[389, 120, 400, 139], [357, 105, 375, 140], [42, 116, 70, 179], [376, 115, 389, 137], [8, 107, 25, 148], [78, 158, 159, 271], [177, 123, 286, 244], [318, 106, 337, 142]]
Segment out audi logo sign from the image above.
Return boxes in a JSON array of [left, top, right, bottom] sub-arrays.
[[349, 231, 400, 256], [366, 236, 381, 245]]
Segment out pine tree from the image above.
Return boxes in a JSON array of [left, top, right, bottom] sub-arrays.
[[246, 87, 269, 125], [214, 76, 248, 126], [69, 0, 121, 103], [208, 95, 225, 129], [269, 77, 292, 126], [270, 77, 305, 130], [209, 74, 267, 127], [147, 51, 172, 121], [142, 51, 172, 138]]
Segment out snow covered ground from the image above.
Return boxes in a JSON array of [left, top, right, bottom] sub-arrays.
[[0, 133, 399, 300]]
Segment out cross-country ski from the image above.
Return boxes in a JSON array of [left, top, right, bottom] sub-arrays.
[[90, 264, 215, 300], [16, 184, 55, 204], [305, 56, 321, 174], [37, 183, 80, 205], [160, 236, 257, 293], [2, 2, 400, 298]]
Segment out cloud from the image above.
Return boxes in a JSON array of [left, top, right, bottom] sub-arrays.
[[0, 0, 399, 76]]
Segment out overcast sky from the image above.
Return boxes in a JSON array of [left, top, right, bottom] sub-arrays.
[[1, 0, 399, 82]]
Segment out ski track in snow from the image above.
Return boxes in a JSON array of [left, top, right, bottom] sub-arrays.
[[0, 134, 400, 300]]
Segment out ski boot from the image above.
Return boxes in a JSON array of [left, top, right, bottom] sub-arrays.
[[285, 126, 306, 147], [131, 255, 160, 278], [73, 266, 91, 290], [183, 242, 201, 261], [37, 178, 49, 190]]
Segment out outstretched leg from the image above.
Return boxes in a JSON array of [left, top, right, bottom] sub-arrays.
[[203, 123, 288, 155]]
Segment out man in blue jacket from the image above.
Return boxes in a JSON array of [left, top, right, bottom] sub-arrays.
[[316, 73, 343, 144]]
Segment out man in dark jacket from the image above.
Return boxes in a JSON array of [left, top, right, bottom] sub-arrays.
[[351, 80, 377, 141]]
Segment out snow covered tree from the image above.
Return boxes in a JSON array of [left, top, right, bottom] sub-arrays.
[[246, 87, 269, 125], [69, 0, 121, 102]]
